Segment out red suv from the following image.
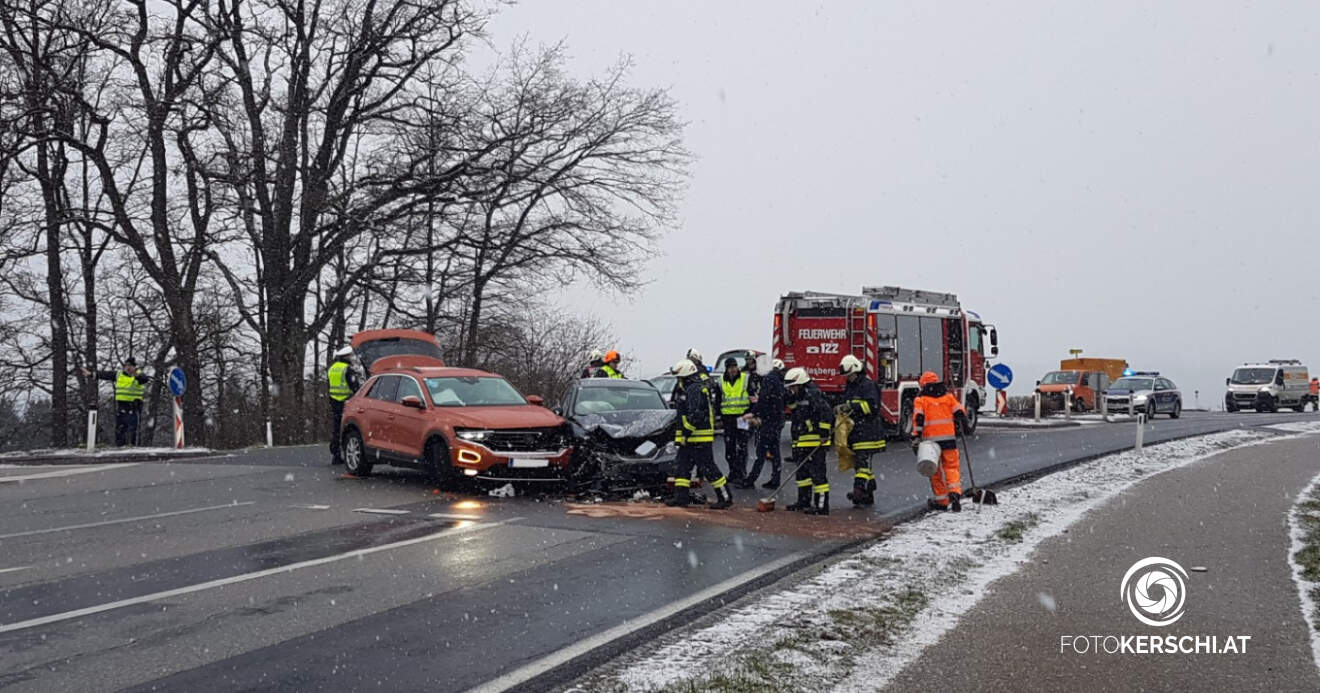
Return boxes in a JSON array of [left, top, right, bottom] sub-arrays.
[[339, 366, 572, 483]]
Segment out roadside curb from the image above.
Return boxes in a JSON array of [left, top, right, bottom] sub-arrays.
[[977, 419, 1080, 429], [0, 450, 215, 466]]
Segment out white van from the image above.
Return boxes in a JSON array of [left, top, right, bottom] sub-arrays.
[[1225, 360, 1310, 413]]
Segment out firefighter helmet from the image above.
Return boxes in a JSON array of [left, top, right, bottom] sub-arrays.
[[588, 349, 603, 361], [784, 367, 811, 387], [604, 349, 620, 364], [839, 354, 863, 375], [686, 348, 703, 363], [334, 346, 354, 358], [671, 359, 699, 378], [771, 359, 785, 371], [919, 371, 939, 386]]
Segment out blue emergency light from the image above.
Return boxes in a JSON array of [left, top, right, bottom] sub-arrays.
[[1122, 368, 1135, 377]]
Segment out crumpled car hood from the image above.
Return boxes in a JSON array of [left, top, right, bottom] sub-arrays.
[[574, 409, 677, 438]]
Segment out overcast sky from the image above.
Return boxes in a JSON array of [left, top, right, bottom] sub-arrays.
[[488, 1, 1320, 405]]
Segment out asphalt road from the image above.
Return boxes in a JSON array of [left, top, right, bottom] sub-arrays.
[[0, 410, 1313, 692]]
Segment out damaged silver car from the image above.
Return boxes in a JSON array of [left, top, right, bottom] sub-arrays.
[[557, 379, 679, 493]]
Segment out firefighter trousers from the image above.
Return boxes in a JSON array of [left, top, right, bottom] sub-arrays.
[[792, 446, 829, 502], [674, 443, 727, 495], [749, 419, 783, 483], [928, 447, 963, 505]]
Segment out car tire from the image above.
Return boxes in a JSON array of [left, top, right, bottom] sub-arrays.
[[1145, 401, 1157, 420], [1225, 397, 1238, 413], [1073, 396, 1088, 413], [343, 427, 373, 476], [1170, 399, 1181, 419], [425, 436, 456, 487], [1292, 405, 1307, 413]]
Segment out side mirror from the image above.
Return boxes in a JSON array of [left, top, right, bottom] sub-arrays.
[[552, 407, 563, 417], [526, 394, 545, 406], [400, 395, 424, 409], [989, 328, 999, 347], [1225, 378, 1230, 386], [1035, 380, 1041, 386]]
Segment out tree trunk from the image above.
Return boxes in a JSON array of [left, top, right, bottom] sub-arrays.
[[463, 278, 487, 366], [37, 140, 68, 447]]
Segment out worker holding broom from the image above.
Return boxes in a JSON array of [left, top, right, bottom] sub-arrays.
[[838, 354, 884, 507], [911, 371, 969, 512], [666, 359, 733, 509], [783, 367, 833, 515]]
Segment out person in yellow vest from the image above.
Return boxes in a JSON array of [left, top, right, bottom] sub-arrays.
[[328, 346, 361, 466], [84, 357, 151, 447], [720, 357, 752, 487], [595, 350, 625, 378]]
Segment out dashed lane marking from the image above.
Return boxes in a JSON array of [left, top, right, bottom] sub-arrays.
[[0, 502, 256, 540], [353, 508, 410, 516], [0, 463, 139, 483]]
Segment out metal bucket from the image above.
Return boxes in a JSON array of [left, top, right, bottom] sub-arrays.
[[915, 440, 941, 477]]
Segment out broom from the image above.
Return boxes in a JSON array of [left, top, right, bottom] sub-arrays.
[[756, 454, 814, 512], [958, 432, 998, 505]]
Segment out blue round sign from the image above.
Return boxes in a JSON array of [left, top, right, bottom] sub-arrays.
[[987, 363, 1013, 390], [168, 366, 187, 397]]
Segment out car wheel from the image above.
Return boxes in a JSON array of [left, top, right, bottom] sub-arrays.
[[1225, 396, 1238, 413], [1292, 405, 1307, 413], [1072, 396, 1088, 413], [425, 437, 456, 487], [1170, 399, 1181, 419], [1145, 401, 1157, 420], [343, 427, 373, 476], [963, 395, 979, 435]]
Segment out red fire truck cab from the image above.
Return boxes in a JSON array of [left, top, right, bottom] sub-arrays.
[[772, 286, 998, 437]]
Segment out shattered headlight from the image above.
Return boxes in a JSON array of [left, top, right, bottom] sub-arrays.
[[662, 441, 678, 456]]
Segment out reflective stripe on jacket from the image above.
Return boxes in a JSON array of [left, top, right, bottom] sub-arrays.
[[676, 379, 716, 444], [114, 372, 145, 402], [720, 373, 750, 415], [790, 383, 833, 448], [328, 361, 353, 402]]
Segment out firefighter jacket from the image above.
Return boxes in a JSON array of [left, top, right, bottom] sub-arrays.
[[753, 370, 786, 424], [789, 382, 833, 451], [720, 372, 750, 415], [912, 382, 967, 449], [675, 379, 716, 445], [842, 375, 885, 451]]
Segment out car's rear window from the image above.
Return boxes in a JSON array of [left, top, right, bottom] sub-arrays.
[[425, 376, 526, 407]]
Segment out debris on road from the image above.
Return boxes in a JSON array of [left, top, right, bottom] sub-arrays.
[[488, 483, 516, 498]]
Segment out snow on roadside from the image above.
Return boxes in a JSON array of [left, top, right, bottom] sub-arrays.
[[0, 446, 212, 459], [583, 422, 1320, 692], [1266, 421, 1320, 434], [1288, 469, 1320, 672]]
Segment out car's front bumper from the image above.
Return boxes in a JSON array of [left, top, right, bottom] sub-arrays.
[[452, 443, 573, 481]]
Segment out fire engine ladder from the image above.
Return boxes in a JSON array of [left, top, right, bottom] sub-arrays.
[[848, 310, 867, 360]]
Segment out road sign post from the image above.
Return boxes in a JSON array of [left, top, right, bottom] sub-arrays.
[[168, 367, 187, 449]]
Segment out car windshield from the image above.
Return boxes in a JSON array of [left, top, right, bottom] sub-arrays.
[[648, 375, 677, 395], [575, 385, 666, 415], [1040, 371, 1080, 385], [1110, 378, 1154, 391], [355, 337, 444, 371], [1231, 368, 1276, 385], [424, 376, 526, 407]]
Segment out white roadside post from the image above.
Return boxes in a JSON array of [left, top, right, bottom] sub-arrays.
[[266, 421, 274, 448], [1135, 413, 1145, 451], [1034, 391, 1041, 420], [1064, 386, 1072, 420], [85, 409, 97, 451], [1100, 391, 1108, 418]]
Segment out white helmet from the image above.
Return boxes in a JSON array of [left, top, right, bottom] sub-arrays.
[[588, 349, 604, 361], [784, 367, 811, 387], [839, 354, 863, 375], [686, 348, 703, 363], [771, 358, 785, 371], [334, 346, 354, 359], [671, 359, 699, 378]]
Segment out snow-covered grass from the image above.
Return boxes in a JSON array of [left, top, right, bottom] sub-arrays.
[[580, 421, 1320, 693], [1289, 469, 1320, 673], [0, 446, 211, 459]]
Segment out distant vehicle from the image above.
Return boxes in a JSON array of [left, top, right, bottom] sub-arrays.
[[773, 286, 997, 437], [1036, 369, 1111, 412], [713, 348, 766, 374], [1057, 357, 1128, 384], [645, 374, 679, 406], [558, 378, 679, 491], [1225, 360, 1310, 413], [351, 329, 446, 376], [1103, 372, 1182, 418], [339, 366, 571, 483]]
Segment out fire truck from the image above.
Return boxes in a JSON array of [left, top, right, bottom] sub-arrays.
[[772, 286, 999, 436]]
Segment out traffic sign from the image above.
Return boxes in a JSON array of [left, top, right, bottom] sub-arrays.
[[987, 363, 1013, 390], [168, 367, 187, 397]]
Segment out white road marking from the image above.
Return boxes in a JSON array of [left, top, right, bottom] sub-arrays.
[[353, 508, 410, 515], [0, 517, 521, 635], [464, 550, 811, 693], [0, 463, 139, 484], [428, 512, 483, 521], [0, 566, 31, 575], [0, 502, 255, 540], [293, 504, 332, 510]]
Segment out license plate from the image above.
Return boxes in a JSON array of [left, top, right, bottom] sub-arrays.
[[509, 458, 549, 468]]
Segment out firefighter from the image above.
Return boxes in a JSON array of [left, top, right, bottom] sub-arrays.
[[747, 359, 786, 488], [581, 349, 604, 379], [784, 367, 832, 515], [327, 346, 361, 466], [595, 350, 624, 379], [720, 358, 751, 486], [911, 371, 968, 512], [84, 358, 151, 446], [667, 359, 733, 509], [838, 354, 885, 507]]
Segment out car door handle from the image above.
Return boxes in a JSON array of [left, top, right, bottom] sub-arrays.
[[356, 408, 365, 413]]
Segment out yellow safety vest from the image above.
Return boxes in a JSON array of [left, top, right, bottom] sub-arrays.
[[600, 364, 623, 379], [720, 373, 750, 415], [115, 371, 145, 402], [328, 361, 352, 402]]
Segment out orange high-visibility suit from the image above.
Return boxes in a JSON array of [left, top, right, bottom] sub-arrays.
[[912, 373, 967, 508]]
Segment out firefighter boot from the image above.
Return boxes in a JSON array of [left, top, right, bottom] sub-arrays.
[[948, 492, 962, 513], [846, 482, 874, 508], [666, 484, 691, 508], [926, 497, 949, 512], [711, 485, 733, 510], [805, 490, 830, 516], [785, 485, 812, 512]]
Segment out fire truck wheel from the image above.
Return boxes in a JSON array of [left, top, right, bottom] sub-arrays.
[[964, 395, 979, 434]]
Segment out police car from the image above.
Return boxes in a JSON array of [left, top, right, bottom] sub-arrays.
[[1103, 371, 1182, 418]]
